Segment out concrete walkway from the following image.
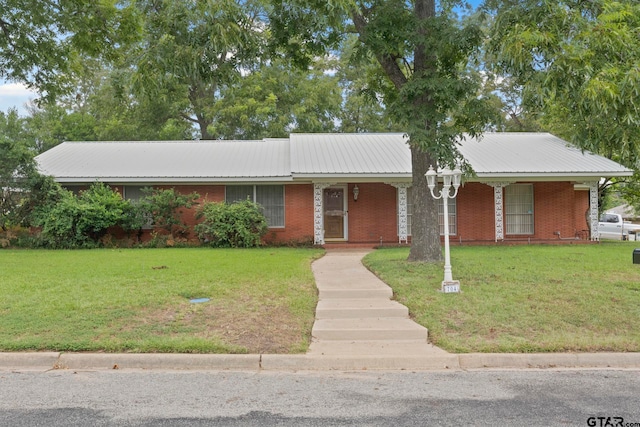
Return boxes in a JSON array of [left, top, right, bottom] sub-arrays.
[[308, 250, 453, 363]]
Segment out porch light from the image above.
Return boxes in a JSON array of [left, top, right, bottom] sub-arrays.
[[425, 165, 462, 293], [353, 184, 359, 201]]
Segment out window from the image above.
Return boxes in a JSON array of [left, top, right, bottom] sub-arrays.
[[505, 184, 534, 234], [600, 214, 620, 224], [226, 185, 285, 228], [123, 186, 147, 202], [123, 186, 153, 229], [400, 187, 456, 236]]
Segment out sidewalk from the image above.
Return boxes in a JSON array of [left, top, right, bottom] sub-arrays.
[[2, 250, 640, 371]]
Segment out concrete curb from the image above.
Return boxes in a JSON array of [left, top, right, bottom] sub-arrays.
[[57, 353, 261, 371], [458, 353, 640, 369], [261, 354, 461, 371], [0, 352, 61, 370], [2, 352, 640, 371]]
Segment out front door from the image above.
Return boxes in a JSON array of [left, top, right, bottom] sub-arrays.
[[324, 187, 347, 240]]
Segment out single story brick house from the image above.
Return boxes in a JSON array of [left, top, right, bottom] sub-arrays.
[[35, 133, 632, 245]]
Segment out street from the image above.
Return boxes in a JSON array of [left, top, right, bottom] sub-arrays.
[[1, 368, 639, 426]]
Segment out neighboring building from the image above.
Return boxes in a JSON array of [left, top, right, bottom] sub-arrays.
[[35, 133, 633, 245]]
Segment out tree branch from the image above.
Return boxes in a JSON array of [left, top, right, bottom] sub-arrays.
[[351, 9, 407, 90], [0, 18, 18, 54], [179, 112, 198, 124]]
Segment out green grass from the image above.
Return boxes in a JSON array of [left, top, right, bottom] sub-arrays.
[[0, 248, 323, 354], [363, 242, 640, 353], [5, 243, 640, 354]]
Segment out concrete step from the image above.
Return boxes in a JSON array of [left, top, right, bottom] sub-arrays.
[[316, 299, 408, 319], [319, 288, 393, 299], [308, 340, 446, 357], [312, 318, 428, 341]]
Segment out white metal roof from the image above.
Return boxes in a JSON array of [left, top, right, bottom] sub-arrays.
[[459, 133, 632, 179], [35, 139, 292, 183], [290, 133, 411, 178], [35, 133, 632, 184], [289, 132, 632, 180]]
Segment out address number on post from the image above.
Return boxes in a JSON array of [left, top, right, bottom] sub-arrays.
[[442, 282, 460, 293]]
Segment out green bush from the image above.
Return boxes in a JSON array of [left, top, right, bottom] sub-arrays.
[[136, 187, 199, 239], [195, 200, 268, 248], [32, 182, 130, 248]]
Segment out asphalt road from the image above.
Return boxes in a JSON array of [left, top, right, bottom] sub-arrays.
[[1, 368, 639, 426]]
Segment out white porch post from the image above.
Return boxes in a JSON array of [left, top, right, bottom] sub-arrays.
[[589, 181, 600, 240], [313, 182, 333, 245], [486, 182, 512, 242], [388, 183, 411, 244]]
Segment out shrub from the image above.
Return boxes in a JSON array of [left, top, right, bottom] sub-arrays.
[[195, 200, 268, 248], [137, 188, 199, 239], [32, 182, 130, 248]]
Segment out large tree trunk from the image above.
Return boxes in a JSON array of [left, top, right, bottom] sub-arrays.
[[406, 0, 442, 262], [353, 0, 443, 262], [407, 146, 443, 262], [197, 113, 213, 140]]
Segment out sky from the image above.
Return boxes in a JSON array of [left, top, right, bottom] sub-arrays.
[[0, 0, 485, 116], [0, 81, 37, 115]]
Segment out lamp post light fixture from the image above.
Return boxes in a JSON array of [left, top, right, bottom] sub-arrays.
[[425, 165, 462, 293], [353, 184, 359, 201]]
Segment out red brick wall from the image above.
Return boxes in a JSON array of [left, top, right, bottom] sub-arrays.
[[456, 182, 496, 241], [347, 183, 399, 244], [75, 181, 593, 245], [108, 184, 315, 244], [415, 181, 588, 243], [264, 184, 315, 244], [532, 182, 579, 239]]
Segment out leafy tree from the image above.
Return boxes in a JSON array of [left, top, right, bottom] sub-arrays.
[[334, 36, 399, 133], [89, 70, 195, 141], [485, 0, 640, 216], [0, 109, 37, 230], [0, 0, 140, 101], [269, 0, 494, 261], [126, 0, 265, 140], [19, 103, 98, 153], [20, 60, 194, 150], [211, 58, 342, 139], [475, 73, 544, 132], [485, 0, 640, 169]]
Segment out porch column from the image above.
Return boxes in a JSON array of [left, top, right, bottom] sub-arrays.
[[387, 182, 411, 244], [313, 182, 334, 245], [486, 182, 512, 242], [588, 181, 599, 240]]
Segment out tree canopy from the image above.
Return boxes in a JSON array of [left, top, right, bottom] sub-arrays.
[[486, 0, 640, 169], [269, 0, 495, 261], [0, 0, 139, 101]]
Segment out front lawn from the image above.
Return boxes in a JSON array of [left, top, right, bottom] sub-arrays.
[[363, 242, 640, 353], [0, 248, 323, 354]]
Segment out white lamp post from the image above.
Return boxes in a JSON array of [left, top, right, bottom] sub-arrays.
[[425, 165, 462, 293]]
